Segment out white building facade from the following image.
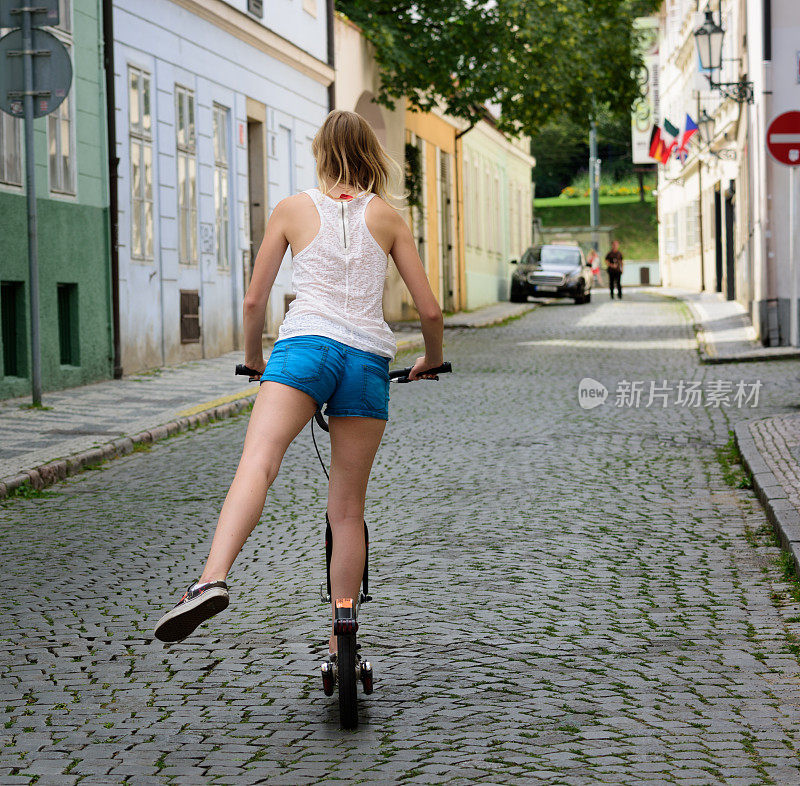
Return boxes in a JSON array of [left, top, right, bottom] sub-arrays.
[[114, 0, 333, 372], [657, 0, 800, 345]]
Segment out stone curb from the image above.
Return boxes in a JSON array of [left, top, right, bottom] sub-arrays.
[[0, 394, 258, 501], [734, 419, 800, 572], [443, 303, 536, 329], [679, 297, 718, 364]]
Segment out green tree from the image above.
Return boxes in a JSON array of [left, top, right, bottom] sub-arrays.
[[337, 0, 661, 137]]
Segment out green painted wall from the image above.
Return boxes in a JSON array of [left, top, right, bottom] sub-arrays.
[[0, 0, 112, 400], [0, 196, 112, 399]]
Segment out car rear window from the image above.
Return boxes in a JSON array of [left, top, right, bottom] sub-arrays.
[[521, 246, 581, 266]]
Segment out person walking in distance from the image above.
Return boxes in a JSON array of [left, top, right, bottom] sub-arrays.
[[153, 111, 444, 657], [587, 248, 601, 287], [606, 240, 623, 300]]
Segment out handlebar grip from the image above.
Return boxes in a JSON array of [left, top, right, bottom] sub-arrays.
[[235, 364, 261, 378], [389, 361, 452, 382]]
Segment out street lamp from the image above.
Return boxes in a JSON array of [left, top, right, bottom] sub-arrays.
[[693, 5, 754, 104], [694, 8, 724, 72], [697, 109, 715, 146]]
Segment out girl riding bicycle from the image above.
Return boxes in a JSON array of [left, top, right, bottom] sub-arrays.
[[154, 110, 444, 657]]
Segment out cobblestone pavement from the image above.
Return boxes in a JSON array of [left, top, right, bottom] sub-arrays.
[[4, 291, 800, 784]]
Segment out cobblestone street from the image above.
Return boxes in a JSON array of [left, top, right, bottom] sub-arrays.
[[4, 291, 800, 784]]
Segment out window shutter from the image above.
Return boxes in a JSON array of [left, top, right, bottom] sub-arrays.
[[180, 290, 201, 343]]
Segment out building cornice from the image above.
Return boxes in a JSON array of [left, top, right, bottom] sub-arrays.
[[168, 0, 334, 86]]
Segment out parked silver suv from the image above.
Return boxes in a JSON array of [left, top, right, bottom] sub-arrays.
[[509, 244, 593, 305]]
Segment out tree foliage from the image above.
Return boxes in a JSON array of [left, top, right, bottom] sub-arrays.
[[336, 0, 661, 137]]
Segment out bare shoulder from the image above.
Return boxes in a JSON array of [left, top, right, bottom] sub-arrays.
[[366, 196, 407, 232], [274, 192, 314, 217], [271, 193, 317, 232], [367, 194, 400, 216], [365, 196, 407, 253]]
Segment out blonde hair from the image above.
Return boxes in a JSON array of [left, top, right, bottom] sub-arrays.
[[312, 110, 401, 202]]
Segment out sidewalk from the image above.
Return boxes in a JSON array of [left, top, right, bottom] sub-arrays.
[[0, 301, 534, 497], [663, 288, 800, 570], [662, 287, 800, 363]]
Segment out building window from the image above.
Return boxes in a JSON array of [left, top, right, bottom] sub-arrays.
[[176, 86, 197, 265], [48, 41, 74, 195], [213, 104, 230, 269], [509, 181, 517, 256], [57, 283, 79, 365], [247, 0, 263, 18], [472, 160, 480, 249], [129, 66, 153, 259], [482, 167, 491, 251], [493, 173, 501, 254], [180, 290, 200, 343], [54, 0, 71, 32], [0, 113, 22, 187], [463, 153, 471, 248], [1, 281, 26, 378], [665, 213, 677, 256]]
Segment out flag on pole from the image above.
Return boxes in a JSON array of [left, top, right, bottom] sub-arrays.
[[676, 114, 699, 164], [659, 119, 680, 164], [648, 125, 663, 161]]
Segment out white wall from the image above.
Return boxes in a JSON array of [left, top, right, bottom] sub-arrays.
[[220, 0, 328, 63], [115, 0, 330, 371], [741, 0, 800, 341]]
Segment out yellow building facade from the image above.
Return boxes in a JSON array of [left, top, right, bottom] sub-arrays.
[[404, 110, 466, 314]]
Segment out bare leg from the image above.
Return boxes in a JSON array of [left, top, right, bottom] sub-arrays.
[[326, 415, 386, 653], [198, 382, 318, 583]]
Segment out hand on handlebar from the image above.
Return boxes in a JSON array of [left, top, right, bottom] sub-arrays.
[[408, 356, 443, 382], [243, 358, 266, 380]]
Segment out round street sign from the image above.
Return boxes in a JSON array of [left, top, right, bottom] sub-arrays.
[[767, 111, 800, 166], [0, 28, 72, 119]]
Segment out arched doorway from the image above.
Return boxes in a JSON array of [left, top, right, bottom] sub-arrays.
[[354, 91, 386, 147]]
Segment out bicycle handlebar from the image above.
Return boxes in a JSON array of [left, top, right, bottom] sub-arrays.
[[237, 361, 453, 384]]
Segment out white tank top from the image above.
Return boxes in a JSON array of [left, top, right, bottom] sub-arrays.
[[277, 188, 396, 359]]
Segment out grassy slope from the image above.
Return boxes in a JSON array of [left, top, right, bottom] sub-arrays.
[[534, 195, 658, 260]]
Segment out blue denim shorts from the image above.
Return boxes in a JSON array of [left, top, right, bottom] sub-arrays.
[[260, 335, 390, 420]]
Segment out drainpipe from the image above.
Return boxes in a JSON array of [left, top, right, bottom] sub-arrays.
[[326, 0, 335, 111], [697, 93, 706, 292], [453, 120, 479, 310], [102, 0, 122, 378]]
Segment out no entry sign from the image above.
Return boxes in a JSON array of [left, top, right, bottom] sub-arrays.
[[767, 111, 800, 165]]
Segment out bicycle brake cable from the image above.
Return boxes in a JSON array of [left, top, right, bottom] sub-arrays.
[[310, 416, 330, 480]]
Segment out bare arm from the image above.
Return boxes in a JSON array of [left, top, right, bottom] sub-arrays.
[[389, 212, 444, 380], [242, 200, 290, 373]]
